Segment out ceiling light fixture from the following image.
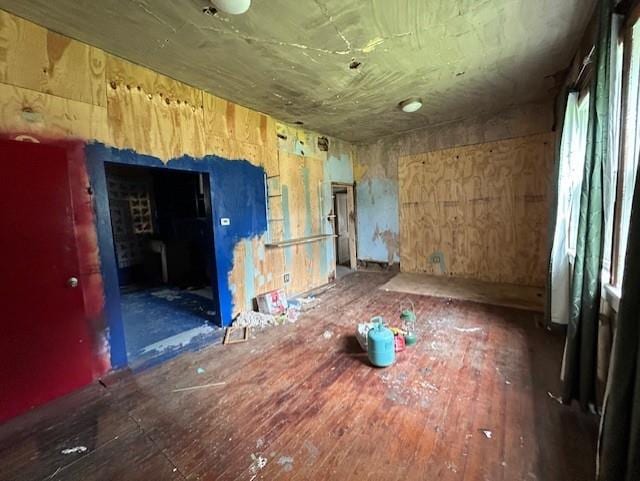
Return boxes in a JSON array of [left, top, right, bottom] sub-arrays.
[[399, 98, 423, 113], [210, 0, 251, 15]]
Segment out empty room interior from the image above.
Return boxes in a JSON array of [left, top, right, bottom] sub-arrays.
[[2, 0, 640, 480]]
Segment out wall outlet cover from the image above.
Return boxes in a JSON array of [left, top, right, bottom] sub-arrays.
[[220, 218, 230, 226], [283, 272, 291, 283]]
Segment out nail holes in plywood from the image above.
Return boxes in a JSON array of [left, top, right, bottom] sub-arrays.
[[318, 136, 329, 152]]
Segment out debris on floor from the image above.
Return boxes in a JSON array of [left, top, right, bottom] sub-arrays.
[[249, 453, 268, 478], [355, 322, 375, 351], [196, 367, 205, 374], [547, 391, 563, 404], [453, 326, 483, 333], [322, 330, 333, 339], [276, 455, 294, 472], [172, 381, 226, 393], [61, 446, 88, 455], [233, 304, 300, 329], [234, 311, 280, 328], [288, 295, 318, 312], [480, 429, 493, 439], [257, 288, 288, 315], [223, 326, 250, 345]]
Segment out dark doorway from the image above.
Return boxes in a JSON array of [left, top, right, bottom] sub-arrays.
[[105, 164, 220, 366], [331, 183, 357, 279]]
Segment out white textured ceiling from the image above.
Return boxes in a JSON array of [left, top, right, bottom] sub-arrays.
[[0, 0, 596, 142]]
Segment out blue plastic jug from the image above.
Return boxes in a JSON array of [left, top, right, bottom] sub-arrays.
[[367, 317, 395, 367]]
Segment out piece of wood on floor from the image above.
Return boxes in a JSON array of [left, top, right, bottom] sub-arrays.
[[223, 326, 250, 344]]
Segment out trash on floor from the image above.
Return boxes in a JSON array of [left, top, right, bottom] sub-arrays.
[[61, 446, 88, 455], [249, 453, 268, 478], [480, 429, 493, 439], [257, 288, 288, 315], [547, 391, 563, 404], [288, 295, 318, 312], [322, 330, 333, 339], [234, 311, 279, 328], [356, 322, 375, 351], [172, 381, 226, 393], [223, 326, 250, 345], [196, 367, 206, 374]]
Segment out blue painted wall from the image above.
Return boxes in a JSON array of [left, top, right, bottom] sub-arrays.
[[86, 142, 267, 363], [356, 178, 400, 264]]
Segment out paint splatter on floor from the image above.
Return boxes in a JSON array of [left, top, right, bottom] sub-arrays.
[[120, 287, 222, 367]]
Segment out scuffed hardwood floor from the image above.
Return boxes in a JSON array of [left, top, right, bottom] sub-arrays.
[[0, 272, 597, 481]]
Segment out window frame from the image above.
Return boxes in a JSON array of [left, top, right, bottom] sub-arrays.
[[611, 3, 640, 288]]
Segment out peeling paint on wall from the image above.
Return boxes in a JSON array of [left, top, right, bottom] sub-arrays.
[[356, 178, 400, 264], [354, 102, 554, 265], [86, 143, 267, 327]]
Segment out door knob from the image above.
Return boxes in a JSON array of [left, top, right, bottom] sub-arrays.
[[67, 277, 79, 288]]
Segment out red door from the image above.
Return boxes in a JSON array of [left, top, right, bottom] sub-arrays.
[[0, 140, 95, 423]]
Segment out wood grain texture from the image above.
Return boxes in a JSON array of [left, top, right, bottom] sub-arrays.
[[0, 272, 598, 481], [202, 92, 278, 171], [398, 133, 554, 287], [0, 82, 109, 141], [0, 10, 106, 107], [105, 55, 206, 161]]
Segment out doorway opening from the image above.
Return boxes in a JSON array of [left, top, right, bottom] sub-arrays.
[[331, 183, 357, 279], [105, 163, 220, 367]]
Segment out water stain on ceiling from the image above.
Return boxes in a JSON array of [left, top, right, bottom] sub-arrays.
[[0, 0, 596, 142]]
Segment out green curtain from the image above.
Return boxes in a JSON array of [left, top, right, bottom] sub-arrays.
[[597, 155, 640, 481], [561, 0, 612, 410]]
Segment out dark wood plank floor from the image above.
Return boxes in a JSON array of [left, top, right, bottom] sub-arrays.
[[0, 272, 598, 481]]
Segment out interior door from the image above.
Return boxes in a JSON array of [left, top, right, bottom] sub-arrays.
[[0, 140, 95, 423]]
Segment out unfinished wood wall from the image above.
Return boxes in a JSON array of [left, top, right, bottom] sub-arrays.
[[398, 132, 554, 287], [0, 9, 349, 316]]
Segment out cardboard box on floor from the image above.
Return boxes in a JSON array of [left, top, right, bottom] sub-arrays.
[[257, 288, 288, 315]]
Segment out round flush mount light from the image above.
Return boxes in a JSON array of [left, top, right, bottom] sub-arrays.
[[210, 0, 251, 14], [399, 98, 423, 113]]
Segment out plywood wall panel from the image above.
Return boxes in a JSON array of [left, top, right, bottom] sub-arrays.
[[398, 133, 554, 287], [202, 92, 278, 170], [106, 55, 206, 161], [0, 10, 352, 319], [0, 82, 109, 142], [228, 235, 285, 316], [278, 152, 327, 295], [0, 11, 106, 107]]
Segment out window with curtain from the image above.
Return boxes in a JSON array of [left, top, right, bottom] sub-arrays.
[[613, 18, 640, 288], [567, 93, 592, 255], [550, 91, 591, 324]]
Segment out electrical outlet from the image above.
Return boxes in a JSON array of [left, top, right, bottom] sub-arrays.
[[220, 218, 230, 226], [283, 272, 291, 284]]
